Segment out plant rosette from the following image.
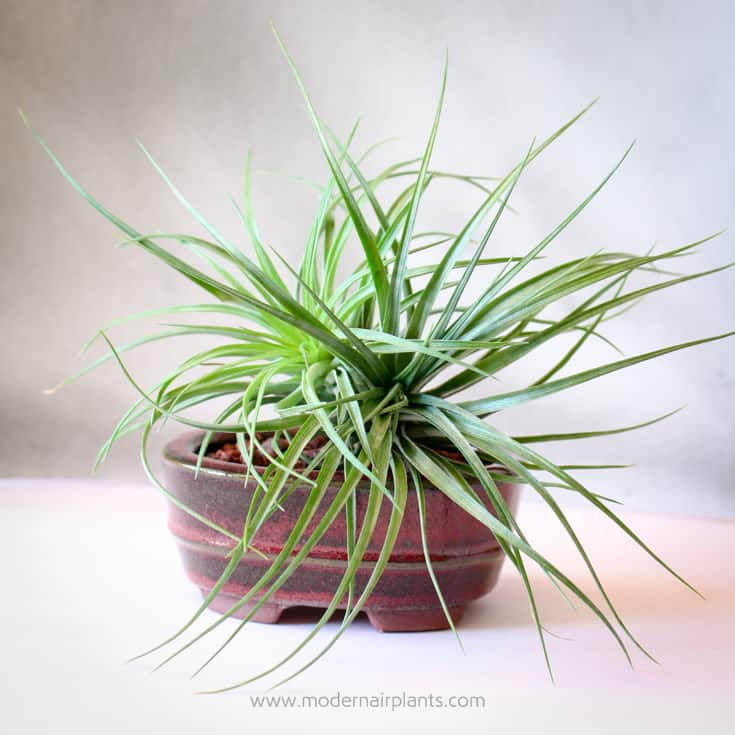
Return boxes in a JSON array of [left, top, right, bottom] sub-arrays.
[[28, 26, 733, 693]]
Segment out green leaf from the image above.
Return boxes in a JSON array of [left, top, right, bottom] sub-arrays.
[[271, 24, 390, 320], [459, 330, 735, 415]]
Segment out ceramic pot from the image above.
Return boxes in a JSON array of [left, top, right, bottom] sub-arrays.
[[162, 431, 521, 632]]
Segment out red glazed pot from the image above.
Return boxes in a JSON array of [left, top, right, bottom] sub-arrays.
[[162, 431, 521, 632]]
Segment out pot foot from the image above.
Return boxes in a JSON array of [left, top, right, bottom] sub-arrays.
[[199, 589, 284, 623], [366, 605, 465, 632]]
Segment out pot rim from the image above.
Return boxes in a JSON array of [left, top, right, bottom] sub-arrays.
[[163, 430, 512, 490]]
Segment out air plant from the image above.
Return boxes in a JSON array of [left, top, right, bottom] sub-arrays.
[[25, 26, 733, 692]]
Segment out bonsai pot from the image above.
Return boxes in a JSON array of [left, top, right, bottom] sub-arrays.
[[162, 430, 521, 632]]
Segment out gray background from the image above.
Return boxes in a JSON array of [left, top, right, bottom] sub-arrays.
[[1, 0, 733, 515]]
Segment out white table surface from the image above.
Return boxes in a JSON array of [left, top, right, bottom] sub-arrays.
[[1, 478, 733, 734]]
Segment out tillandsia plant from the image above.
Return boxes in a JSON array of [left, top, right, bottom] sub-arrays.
[[26, 27, 733, 692]]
